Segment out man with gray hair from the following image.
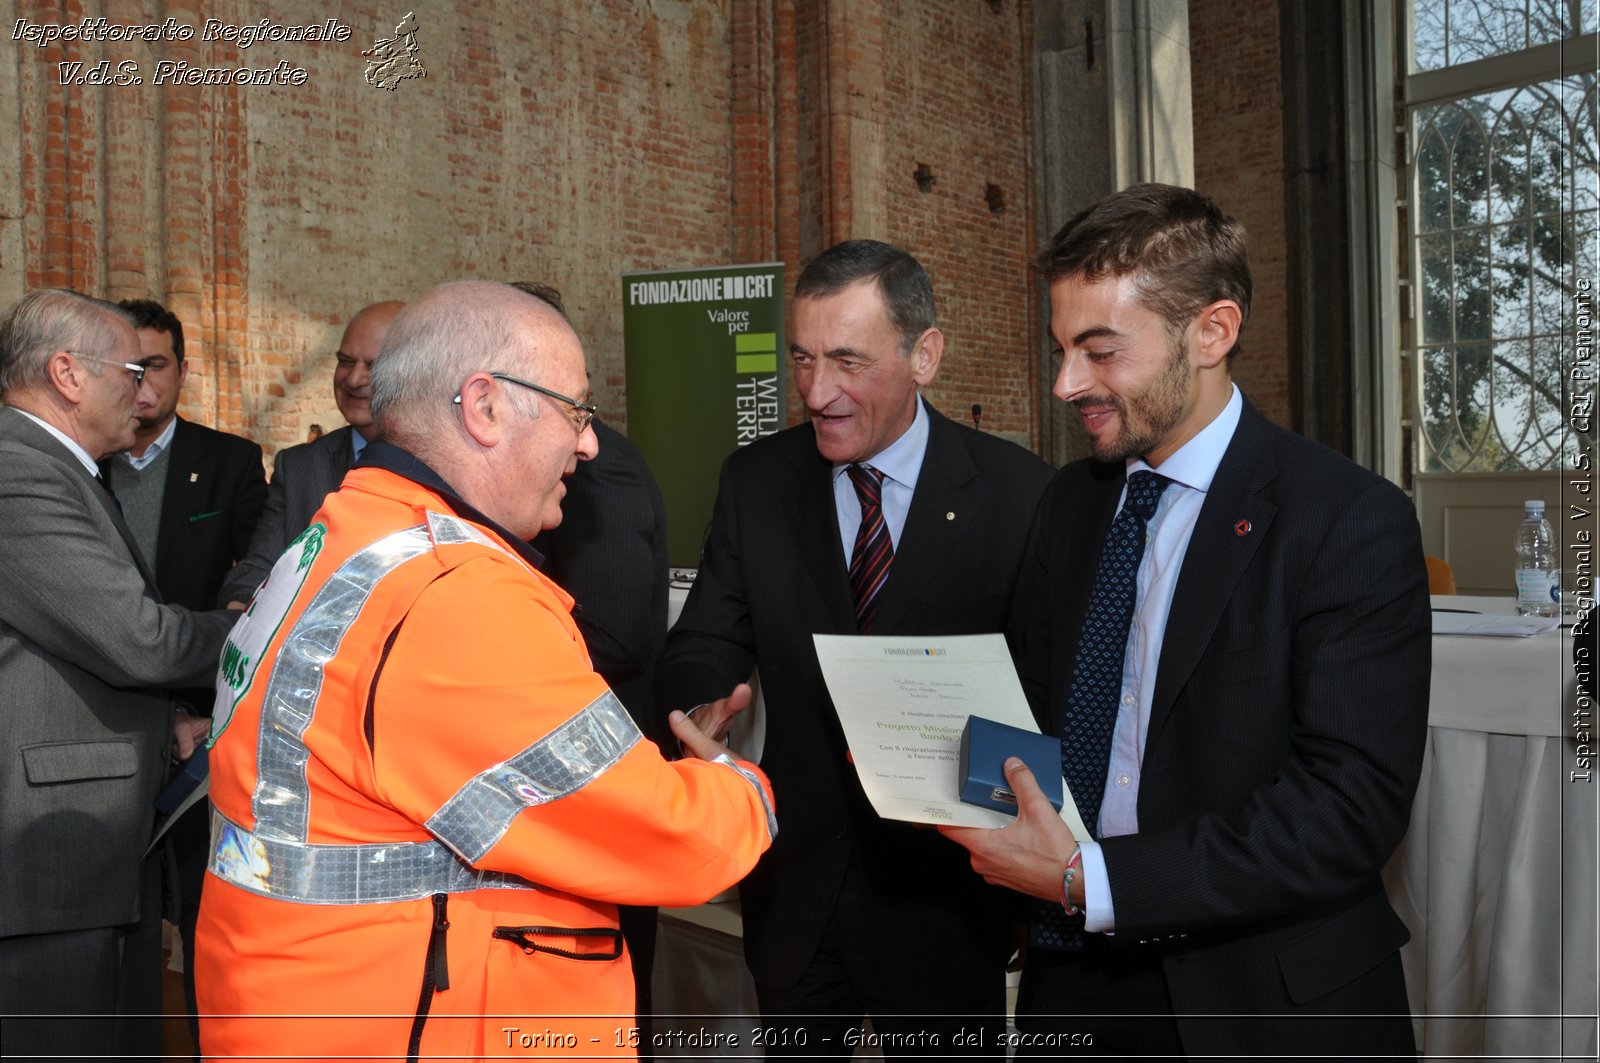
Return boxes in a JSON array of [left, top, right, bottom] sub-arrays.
[[195, 281, 776, 1058], [657, 241, 1053, 1056], [0, 288, 237, 1056]]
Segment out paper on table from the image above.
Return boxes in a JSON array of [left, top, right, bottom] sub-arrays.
[[813, 632, 1090, 837], [1431, 611, 1560, 637]]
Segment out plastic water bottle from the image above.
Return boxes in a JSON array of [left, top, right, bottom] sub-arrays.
[[1514, 500, 1560, 617]]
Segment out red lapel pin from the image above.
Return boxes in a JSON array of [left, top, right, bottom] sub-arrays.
[[1234, 519, 1252, 537]]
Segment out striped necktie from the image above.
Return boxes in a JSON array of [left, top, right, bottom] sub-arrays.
[[846, 464, 893, 634]]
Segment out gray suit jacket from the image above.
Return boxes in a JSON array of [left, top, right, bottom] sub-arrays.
[[219, 425, 356, 604], [0, 407, 234, 938]]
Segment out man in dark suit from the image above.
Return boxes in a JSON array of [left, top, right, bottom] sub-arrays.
[[0, 289, 236, 1057], [219, 300, 402, 605], [942, 184, 1429, 1058], [107, 299, 267, 613], [520, 281, 671, 1050], [538, 414, 670, 1051], [102, 298, 266, 1046], [656, 241, 1053, 1056]]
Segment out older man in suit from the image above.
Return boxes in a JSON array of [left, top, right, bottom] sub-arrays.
[[219, 300, 402, 605], [657, 241, 1053, 1057], [942, 184, 1429, 1058], [0, 289, 236, 1056]]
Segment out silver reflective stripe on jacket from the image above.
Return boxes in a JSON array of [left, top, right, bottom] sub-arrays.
[[250, 523, 436, 841], [209, 808, 538, 904], [427, 689, 642, 863], [214, 509, 637, 904], [250, 511, 518, 841], [713, 753, 778, 842]]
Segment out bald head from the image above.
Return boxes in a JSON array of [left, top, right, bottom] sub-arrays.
[[371, 282, 579, 445], [334, 300, 403, 439], [369, 280, 596, 537]]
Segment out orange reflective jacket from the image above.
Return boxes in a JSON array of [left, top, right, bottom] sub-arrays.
[[196, 465, 774, 1060]]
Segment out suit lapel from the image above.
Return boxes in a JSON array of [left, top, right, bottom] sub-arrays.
[[1050, 464, 1124, 725], [1147, 404, 1277, 745], [0, 410, 164, 597], [785, 432, 857, 633], [872, 406, 976, 635], [328, 426, 357, 482]]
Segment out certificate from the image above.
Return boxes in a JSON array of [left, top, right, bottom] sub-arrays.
[[813, 632, 1089, 836]]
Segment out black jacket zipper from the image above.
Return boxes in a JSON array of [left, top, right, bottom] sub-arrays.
[[406, 892, 451, 1062]]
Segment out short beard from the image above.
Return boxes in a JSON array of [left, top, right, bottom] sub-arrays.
[[1081, 334, 1191, 464]]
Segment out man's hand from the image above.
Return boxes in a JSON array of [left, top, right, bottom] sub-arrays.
[[668, 707, 744, 764], [172, 711, 212, 761], [939, 757, 1077, 902], [681, 682, 752, 746]]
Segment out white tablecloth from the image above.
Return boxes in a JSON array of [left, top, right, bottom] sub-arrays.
[[656, 589, 1600, 1056], [1385, 595, 1598, 1059]]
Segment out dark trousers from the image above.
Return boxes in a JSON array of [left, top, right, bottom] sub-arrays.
[[1015, 942, 1183, 1058], [1018, 938, 1415, 1060], [172, 799, 211, 1054], [753, 862, 1005, 1061], [619, 903, 657, 1063], [0, 858, 164, 1060]]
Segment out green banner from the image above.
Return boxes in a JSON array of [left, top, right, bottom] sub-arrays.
[[623, 262, 786, 568]]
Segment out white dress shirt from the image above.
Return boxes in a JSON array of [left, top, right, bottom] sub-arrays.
[[1080, 384, 1243, 932], [7, 406, 101, 476], [121, 416, 177, 470]]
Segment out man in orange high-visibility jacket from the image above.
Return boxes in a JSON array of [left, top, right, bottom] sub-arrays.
[[195, 281, 776, 1061]]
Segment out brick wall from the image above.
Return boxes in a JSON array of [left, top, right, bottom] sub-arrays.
[[882, 0, 1035, 442], [4, 1, 746, 455], [2, 0, 1044, 457], [1188, 0, 1291, 428]]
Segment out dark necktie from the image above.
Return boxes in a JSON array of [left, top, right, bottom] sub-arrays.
[[1031, 469, 1171, 949], [95, 471, 123, 515], [846, 464, 893, 634]]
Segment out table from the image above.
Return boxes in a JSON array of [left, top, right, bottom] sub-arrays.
[[1384, 595, 1598, 1059]]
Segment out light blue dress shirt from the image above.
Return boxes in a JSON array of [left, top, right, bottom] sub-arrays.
[[831, 397, 929, 561], [1079, 384, 1243, 932], [351, 429, 369, 463], [121, 416, 177, 470]]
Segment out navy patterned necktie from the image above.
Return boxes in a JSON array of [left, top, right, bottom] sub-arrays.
[[847, 464, 893, 634], [1031, 469, 1171, 949]]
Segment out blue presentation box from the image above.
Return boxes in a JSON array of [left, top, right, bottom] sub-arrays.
[[958, 716, 1064, 814]]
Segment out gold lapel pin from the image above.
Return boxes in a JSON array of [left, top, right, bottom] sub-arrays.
[[189, 473, 199, 483], [945, 511, 955, 520]]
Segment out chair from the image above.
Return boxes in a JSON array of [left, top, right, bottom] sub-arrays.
[[1425, 555, 1456, 595]]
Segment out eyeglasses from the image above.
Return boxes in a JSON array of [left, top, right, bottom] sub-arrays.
[[71, 352, 146, 387], [454, 371, 597, 433]]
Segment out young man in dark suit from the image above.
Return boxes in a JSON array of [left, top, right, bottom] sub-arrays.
[[219, 300, 402, 605], [104, 297, 267, 1046], [0, 289, 235, 1057], [656, 241, 1053, 1057], [109, 299, 267, 613], [942, 184, 1429, 1058]]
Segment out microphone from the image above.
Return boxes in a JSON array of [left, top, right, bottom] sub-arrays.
[[971, 403, 983, 429]]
